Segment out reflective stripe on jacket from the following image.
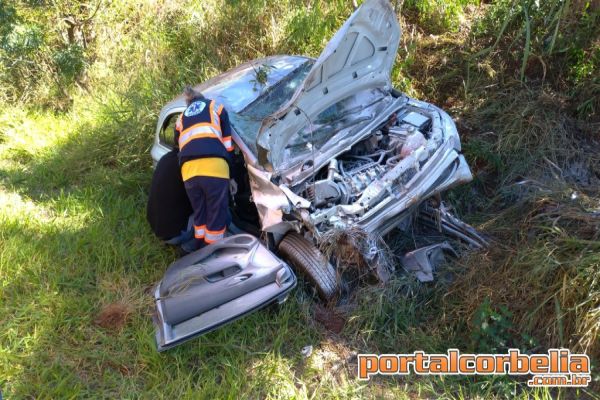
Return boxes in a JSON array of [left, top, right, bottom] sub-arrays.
[[175, 97, 234, 167], [181, 157, 229, 181]]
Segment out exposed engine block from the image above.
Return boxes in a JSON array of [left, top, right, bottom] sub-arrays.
[[303, 118, 429, 209], [298, 108, 437, 233], [306, 159, 387, 207]]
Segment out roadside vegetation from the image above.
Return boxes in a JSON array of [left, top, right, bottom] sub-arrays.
[[0, 0, 598, 398]]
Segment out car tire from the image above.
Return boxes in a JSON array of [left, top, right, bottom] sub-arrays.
[[278, 232, 338, 301]]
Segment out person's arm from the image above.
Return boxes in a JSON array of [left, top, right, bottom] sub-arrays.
[[218, 106, 234, 152], [173, 113, 183, 147], [217, 104, 237, 193]]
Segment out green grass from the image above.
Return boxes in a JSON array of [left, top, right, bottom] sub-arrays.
[[1, 0, 599, 398]]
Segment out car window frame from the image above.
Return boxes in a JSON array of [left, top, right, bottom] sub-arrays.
[[159, 112, 180, 149]]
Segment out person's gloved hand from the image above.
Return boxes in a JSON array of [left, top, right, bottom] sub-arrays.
[[229, 179, 238, 196]]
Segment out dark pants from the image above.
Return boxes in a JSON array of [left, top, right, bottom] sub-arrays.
[[184, 176, 229, 244], [146, 150, 193, 241]]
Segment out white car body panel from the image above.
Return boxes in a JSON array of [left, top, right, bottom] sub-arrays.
[[150, 0, 474, 237], [256, 0, 401, 171]]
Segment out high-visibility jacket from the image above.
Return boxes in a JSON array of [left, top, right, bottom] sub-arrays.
[[174, 97, 234, 171]]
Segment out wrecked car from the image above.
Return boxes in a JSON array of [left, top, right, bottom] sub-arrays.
[[150, 0, 486, 351]]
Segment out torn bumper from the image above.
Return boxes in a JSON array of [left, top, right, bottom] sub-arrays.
[[400, 242, 457, 282]]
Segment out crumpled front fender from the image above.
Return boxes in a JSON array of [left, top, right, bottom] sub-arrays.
[[246, 164, 311, 234], [246, 164, 289, 231]]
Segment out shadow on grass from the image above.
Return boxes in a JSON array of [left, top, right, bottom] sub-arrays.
[[0, 164, 320, 397], [0, 91, 326, 398]]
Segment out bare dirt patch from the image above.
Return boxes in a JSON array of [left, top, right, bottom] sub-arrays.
[[95, 302, 132, 331]]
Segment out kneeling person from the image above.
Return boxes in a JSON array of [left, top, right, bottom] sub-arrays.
[[175, 86, 235, 252]]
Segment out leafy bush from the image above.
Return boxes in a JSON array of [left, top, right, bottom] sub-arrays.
[[471, 298, 536, 353], [53, 44, 86, 84], [0, 0, 91, 107]]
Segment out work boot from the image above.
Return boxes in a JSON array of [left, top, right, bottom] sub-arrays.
[[179, 238, 206, 255], [226, 221, 243, 236]]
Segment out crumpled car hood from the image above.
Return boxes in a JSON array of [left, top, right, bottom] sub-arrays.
[[256, 0, 401, 172]]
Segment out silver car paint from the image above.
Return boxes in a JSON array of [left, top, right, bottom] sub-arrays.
[[150, 0, 472, 236], [256, 0, 402, 171]]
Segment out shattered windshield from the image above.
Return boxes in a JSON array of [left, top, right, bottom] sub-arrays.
[[228, 60, 313, 153], [204, 56, 311, 113]]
